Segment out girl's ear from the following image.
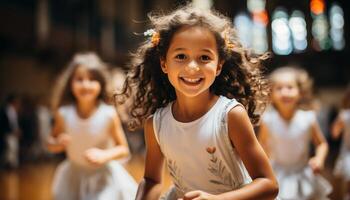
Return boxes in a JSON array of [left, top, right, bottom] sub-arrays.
[[216, 60, 224, 76], [160, 59, 168, 74]]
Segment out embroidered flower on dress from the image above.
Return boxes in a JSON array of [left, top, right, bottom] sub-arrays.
[[206, 146, 238, 189], [206, 147, 216, 154], [167, 159, 188, 194]]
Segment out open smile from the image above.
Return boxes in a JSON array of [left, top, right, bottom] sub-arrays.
[[180, 77, 204, 86]]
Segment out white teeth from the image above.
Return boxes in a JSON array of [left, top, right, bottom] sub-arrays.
[[182, 77, 201, 83]]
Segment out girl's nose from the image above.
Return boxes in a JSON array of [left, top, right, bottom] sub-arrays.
[[281, 88, 291, 96], [82, 80, 91, 88], [186, 60, 200, 72]]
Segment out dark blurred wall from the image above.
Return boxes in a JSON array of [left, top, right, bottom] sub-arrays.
[[0, 0, 348, 101]]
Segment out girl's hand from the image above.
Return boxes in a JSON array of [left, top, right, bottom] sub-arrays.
[[56, 133, 71, 147], [308, 156, 324, 174], [178, 190, 217, 200], [84, 148, 109, 166]]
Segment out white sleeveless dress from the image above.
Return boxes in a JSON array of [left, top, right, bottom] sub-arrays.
[[153, 96, 252, 199], [334, 109, 350, 181], [52, 103, 137, 200], [262, 107, 332, 200]]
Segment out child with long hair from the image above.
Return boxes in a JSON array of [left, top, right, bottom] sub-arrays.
[[258, 66, 332, 200], [47, 52, 137, 200], [118, 5, 278, 200], [332, 84, 350, 200]]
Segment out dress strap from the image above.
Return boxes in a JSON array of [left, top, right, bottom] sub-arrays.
[[153, 107, 167, 145], [218, 98, 243, 152], [220, 99, 241, 126]]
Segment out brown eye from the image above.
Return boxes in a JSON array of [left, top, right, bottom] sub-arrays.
[[175, 54, 187, 60], [200, 55, 211, 62]]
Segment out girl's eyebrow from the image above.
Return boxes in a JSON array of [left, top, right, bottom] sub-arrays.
[[173, 47, 186, 51], [172, 48, 215, 55], [201, 49, 215, 55]]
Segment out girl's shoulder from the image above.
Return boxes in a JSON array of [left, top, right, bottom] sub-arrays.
[[153, 102, 172, 126], [217, 96, 245, 126], [220, 96, 242, 113]]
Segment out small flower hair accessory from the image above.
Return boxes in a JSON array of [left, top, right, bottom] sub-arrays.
[[144, 29, 160, 46]]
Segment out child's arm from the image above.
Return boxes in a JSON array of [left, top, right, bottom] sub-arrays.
[[184, 106, 278, 200], [84, 111, 130, 165], [46, 112, 70, 153], [257, 122, 271, 157], [309, 120, 329, 174], [218, 106, 278, 199], [331, 114, 344, 139], [136, 117, 164, 200]]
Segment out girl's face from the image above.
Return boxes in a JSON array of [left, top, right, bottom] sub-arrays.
[[161, 26, 223, 98], [71, 65, 101, 104], [271, 72, 300, 110]]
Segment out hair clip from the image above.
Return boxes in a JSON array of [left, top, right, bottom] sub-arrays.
[[144, 29, 160, 46]]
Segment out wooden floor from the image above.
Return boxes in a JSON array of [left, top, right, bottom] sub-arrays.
[[0, 154, 172, 200], [0, 153, 346, 200]]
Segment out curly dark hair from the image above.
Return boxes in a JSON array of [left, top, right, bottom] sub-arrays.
[[117, 5, 270, 130], [51, 52, 112, 111]]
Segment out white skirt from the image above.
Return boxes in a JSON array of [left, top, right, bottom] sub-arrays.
[[273, 164, 332, 200], [52, 160, 137, 200], [334, 148, 350, 181]]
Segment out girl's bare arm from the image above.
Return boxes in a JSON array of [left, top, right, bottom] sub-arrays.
[[102, 112, 130, 161], [257, 122, 271, 158], [310, 120, 328, 172], [217, 106, 278, 200], [331, 115, 344, 139], [46, 112, 67, 153], [136, 116, 164, 200]]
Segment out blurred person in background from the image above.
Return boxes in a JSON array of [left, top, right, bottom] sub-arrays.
[[332, 84, 350, 200], [0, 94, 21, 169], [259, 66, 332, 200], [36, 94, 54, 158], [18, 95, 39, 161], [47, 52, 137, 200]]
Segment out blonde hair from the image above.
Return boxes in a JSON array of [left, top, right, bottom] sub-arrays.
[[269, 66, 314, 110], [51, 52, 112, 111]]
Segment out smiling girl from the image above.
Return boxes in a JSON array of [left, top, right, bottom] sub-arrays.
[[118, 5, 278, 200]]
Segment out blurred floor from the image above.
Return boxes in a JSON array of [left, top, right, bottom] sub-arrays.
[[0, 152, 345, 200], [0, 154, 172, 200]]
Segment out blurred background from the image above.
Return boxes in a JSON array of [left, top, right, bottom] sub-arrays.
[[0, 0, 349, 199]]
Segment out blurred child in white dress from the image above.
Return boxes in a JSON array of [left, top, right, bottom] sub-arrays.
[[47, 52, 137, 200], [332, 85, 350, 200], [259, 66, 332, 200]]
